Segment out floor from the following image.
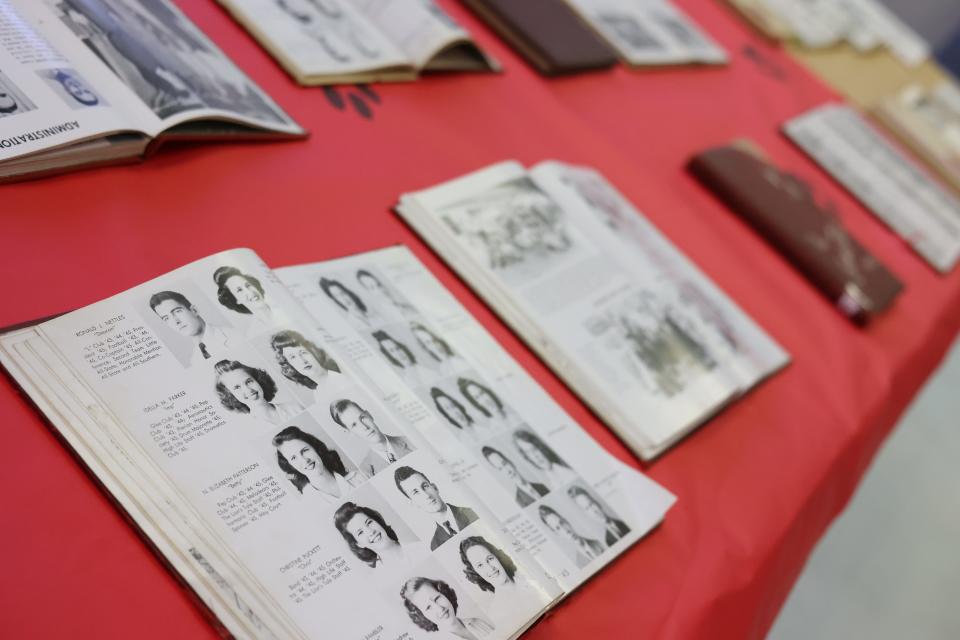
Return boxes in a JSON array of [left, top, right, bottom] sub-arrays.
[[768, 338, 960, 639]]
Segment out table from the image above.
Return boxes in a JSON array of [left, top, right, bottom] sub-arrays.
[[3, 1, 960, 638]]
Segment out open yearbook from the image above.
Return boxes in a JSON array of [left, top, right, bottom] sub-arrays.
[[0, 0, 303, 183], [217, 0, 499, 85], [396, 161, 790, 461], [561, 0, 728, 66], [0, 246, 675, 640]]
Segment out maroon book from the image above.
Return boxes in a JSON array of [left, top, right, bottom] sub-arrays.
[[689, 144, 903, 323]]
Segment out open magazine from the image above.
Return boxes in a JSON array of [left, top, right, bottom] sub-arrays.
[[561, 0, 728, 66], [0, 0, 303, 183], [396, 161, 790, 460], [0, 246, 674, 640], [217, 0, 499, 85]]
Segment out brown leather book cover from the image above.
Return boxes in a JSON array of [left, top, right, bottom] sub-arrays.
[[689, 144, 903, 323], [460, 0, 618, 75]]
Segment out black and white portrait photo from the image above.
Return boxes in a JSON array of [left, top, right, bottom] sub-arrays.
[[400, 574, 495, 639], [565, 485, 631, 547], [355, 268, 417, 318], [456, 376, 518, 433], [48, 0, 286, 122], [393, 465, 478, 551], [537, 503, 604, 569], [214, 357, 304, 425], [145, 286, 242, 367], [410, 322, 465, 376], [36, 68, 106, 109], [480, 445, 549, 508], [319, 276, 386, 328], [0, 70, 36, 119], [213, 266, 277, 335], [428, 385, 486, 444], [438, 177, 583, 285], [332, 496, 421, 572], [372, 328, 436, 388], [457, 535, 543, 621], [272, 423, 366, 504], [329, 398, 414, 476], [510, 429, 577, 488], [269, 329, 344, 402]]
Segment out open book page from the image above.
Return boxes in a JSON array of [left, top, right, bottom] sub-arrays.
[[0, 327, 288, 640], [40, 0, 302, 134], [784, 103, 960, 274], [759, 0, 929, 66], [277, 247, 676, 589], [352, 0, 490, 70], [396, 162, 775, 458], [8, 249, 561, 640], [0, 0, 163, 162], [217, 0, 411, 83], [531, 162, 789, 391], [562, 0, 727, 66]]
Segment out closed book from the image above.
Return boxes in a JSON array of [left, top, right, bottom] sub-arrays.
[[689, 144, 903, 323], [461, 0, 618, 75]]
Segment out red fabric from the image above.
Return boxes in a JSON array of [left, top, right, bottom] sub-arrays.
[[2, 1, 959, 639]]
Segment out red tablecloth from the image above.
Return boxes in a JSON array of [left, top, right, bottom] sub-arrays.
[[3, 1, 959, 639]]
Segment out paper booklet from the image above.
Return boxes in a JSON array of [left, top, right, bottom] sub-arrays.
[[395, 161, 790, 461], [784, 103, 960, 274], [0, 0, 304, 183], [217, 0, 499, 85], [725, 0, 930, 67], [560, 0, 728, 67], [0, 246, 674, 640], [873, 81, 960, 198]]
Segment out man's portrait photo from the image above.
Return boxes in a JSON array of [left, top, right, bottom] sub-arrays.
[[393, 465, 478, 551], [144, 284, 242, 368], [329, 397, 415, 476], [36, 68, 107, 109]]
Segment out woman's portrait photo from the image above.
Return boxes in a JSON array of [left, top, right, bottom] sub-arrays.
[[0, 70, 36, 119], [319, 277, 384, 328], [37, 68, 106, 109], [214, 358, 303, 425], [372, 329, 433, 388], [480, 445, 549, 508], [333, 500, 418, 570], [511, 430, 577, 488], [457, 535, 544, 620], [400, 576, 495, 639], [272, 425, 365, 503], [537, 504, 604, 568], [410, 322, 464, 375], [270, 330, 343, 400], [213, 266, 275, 333], [356, 268, 416, 318], [430, 386, 483, 442], [456, 377, 516, 432]]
